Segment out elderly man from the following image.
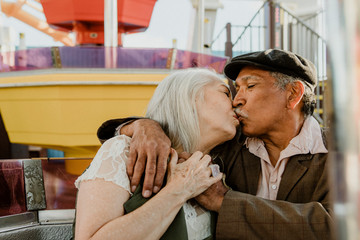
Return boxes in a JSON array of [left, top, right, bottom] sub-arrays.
[[97, 49, 334, 239]]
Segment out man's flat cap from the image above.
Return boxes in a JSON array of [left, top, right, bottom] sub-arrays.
[[224, 49, 317, 90]]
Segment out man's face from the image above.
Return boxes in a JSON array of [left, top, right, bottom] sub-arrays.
[[233, 66, 288, 137]]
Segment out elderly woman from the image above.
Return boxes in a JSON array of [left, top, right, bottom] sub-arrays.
[[74, 68, 240, 240]]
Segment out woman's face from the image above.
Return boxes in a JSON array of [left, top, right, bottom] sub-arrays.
[[196, 81, 239, 152]]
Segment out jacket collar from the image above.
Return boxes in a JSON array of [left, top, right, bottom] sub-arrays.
[[276, 154, 313, 200]]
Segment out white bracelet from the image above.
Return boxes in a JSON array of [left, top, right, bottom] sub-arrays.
[[114, 125, 122, 136], [114, 120, 136, 136], [209, 164, 220, 177]]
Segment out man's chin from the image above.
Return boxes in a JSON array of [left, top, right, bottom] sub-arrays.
[[240, 126, 254, 137]]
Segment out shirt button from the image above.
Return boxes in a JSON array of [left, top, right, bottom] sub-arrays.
[[271, 184, 277, 190]]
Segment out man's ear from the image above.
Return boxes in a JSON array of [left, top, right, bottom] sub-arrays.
[[286, 81, 305, 109]]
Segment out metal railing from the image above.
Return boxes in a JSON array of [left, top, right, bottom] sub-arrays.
[[211, 0, 327, 125]]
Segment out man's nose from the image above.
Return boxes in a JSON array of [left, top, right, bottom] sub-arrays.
[[232, 90, 245, 108]]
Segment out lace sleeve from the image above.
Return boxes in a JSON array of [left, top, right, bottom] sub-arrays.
[[74, 135, 132, 195]]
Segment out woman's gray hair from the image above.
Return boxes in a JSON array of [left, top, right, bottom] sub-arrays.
[[145, 68, 226, 152], [270, 71, 316, 117]]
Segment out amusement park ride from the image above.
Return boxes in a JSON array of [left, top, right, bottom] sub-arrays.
[[0, 0, 227, 174], [1, 0, 158, 46]]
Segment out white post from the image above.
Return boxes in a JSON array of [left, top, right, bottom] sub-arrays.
[[19, 33, 26, 50], [197, 0, 204, 54], [104, 0, 118, 68], [18, 32, 27, 67]]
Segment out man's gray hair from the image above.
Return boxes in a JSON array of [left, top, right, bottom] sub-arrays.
[[146, 68, 226, 152], [270, 72, 316, 117]]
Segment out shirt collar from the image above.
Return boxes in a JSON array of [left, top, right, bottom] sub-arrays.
[[289, 116, 328, 154], [245, 116, 328, 157]]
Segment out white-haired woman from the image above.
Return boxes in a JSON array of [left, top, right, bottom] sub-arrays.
[[74, 68, 240, 240]]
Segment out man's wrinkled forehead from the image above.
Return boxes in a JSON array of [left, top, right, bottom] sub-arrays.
[[235, 66, 272, 83]]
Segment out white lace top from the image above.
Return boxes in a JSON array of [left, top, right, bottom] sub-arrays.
[[75, 135, 211, 240]]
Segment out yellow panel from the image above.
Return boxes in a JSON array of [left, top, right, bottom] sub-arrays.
[[0, 72, 166, 160], [0, 72, 168, 84]]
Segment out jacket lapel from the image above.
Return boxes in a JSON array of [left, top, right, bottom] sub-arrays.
[[277, 154, 312, 200], [243, 149, 261, 195]]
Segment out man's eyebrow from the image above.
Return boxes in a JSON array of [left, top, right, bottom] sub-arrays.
[[235, 75, 262, 88]]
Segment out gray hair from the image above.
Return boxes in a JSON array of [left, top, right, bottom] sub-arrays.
[[145, 68, 226, 152], [270, 72, 316, 117]]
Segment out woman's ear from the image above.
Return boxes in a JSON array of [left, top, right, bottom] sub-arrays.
[[286, 81, 305, 110]]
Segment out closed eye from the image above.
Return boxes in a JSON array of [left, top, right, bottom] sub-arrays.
[[248, 84, 255, 89]]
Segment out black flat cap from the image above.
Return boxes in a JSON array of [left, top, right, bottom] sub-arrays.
[[224, 49, 317, 91]]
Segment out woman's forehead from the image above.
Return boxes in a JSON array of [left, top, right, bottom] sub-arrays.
[[208, 79, 229, 88]]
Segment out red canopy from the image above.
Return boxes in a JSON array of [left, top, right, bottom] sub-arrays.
[[41, 0, 157, 45]]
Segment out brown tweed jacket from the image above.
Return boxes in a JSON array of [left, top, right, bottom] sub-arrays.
[[211, 130, 334, 240]]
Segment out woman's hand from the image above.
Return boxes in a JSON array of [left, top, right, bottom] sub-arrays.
[[166, 149, 223, 201]]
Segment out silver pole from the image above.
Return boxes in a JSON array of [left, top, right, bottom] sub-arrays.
[[326, 0, 359, 239], [0, 0, 3, 26], [104, 0, 118, 68], [104, 0, 118, 47]]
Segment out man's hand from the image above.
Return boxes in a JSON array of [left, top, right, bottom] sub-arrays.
[[124, 119, 171, 198], [195, 179, 229, 212]]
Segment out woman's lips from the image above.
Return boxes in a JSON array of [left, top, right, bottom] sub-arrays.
[[233, 114, 240, 123]]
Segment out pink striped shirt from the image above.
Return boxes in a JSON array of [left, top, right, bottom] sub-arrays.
[[245, 116, 328, 200]]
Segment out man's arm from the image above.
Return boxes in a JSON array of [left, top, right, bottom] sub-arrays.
[[217, 190, 333, 239], [97, 117, 140, 143], [196, 187, 333, 239], [97, 118, 171, 198]]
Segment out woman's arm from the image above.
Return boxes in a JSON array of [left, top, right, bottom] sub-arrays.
[[75, 178, 185, 240], [75, 150, 222, 240]]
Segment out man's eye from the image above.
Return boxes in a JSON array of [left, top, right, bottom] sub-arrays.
[[248, 84, 255, 89]]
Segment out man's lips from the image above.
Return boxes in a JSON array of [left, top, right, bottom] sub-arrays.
[[234, 108, 248, 120]]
